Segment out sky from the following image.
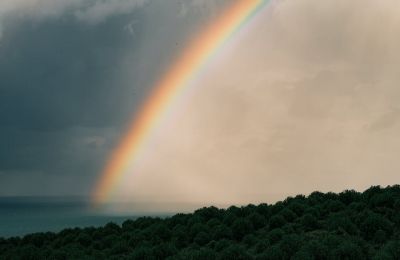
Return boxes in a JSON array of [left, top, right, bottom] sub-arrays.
[[1, 0, 400, 208]]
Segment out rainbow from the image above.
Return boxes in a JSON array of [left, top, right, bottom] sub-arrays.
[[93, 0, 270, 204]]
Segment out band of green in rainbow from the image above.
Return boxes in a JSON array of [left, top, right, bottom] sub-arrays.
[[93, 0, 270, 204]]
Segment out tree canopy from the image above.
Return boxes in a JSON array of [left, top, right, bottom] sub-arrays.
[[1, 185, 400, 259]]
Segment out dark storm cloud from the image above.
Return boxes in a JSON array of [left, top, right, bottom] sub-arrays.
[[0, 0, 230, 196], [0, 14, 141, 130], [0, 8, 147, 196]]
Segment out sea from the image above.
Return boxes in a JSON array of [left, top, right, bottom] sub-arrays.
[[0, 197, 166, 238]]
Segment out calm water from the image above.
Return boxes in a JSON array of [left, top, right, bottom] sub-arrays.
[[0, 197, 143, 238]]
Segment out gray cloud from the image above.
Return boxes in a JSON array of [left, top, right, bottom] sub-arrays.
[[0, 0, 146, 20], [75, 0, 148, 25], [0, 0, 148, 41], [368, 107, 400, 132], [0, 0, 83, 18]]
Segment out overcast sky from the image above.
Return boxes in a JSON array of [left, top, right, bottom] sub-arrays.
[[1, 0, 400, 208]]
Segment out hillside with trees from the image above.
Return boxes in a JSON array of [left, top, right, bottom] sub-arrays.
[[1, 185, 400, 259]]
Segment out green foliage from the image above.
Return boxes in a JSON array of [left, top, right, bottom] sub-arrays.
[[231, 218, 254, 240], [300, 213, 318, 231], [193, 232, 210, 246], [269, 214, 286, 229], [1, 185, 400, 259], [374, 240, 400, 260]]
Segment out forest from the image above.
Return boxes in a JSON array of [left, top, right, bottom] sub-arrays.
[[1, 185, 400, 259]]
